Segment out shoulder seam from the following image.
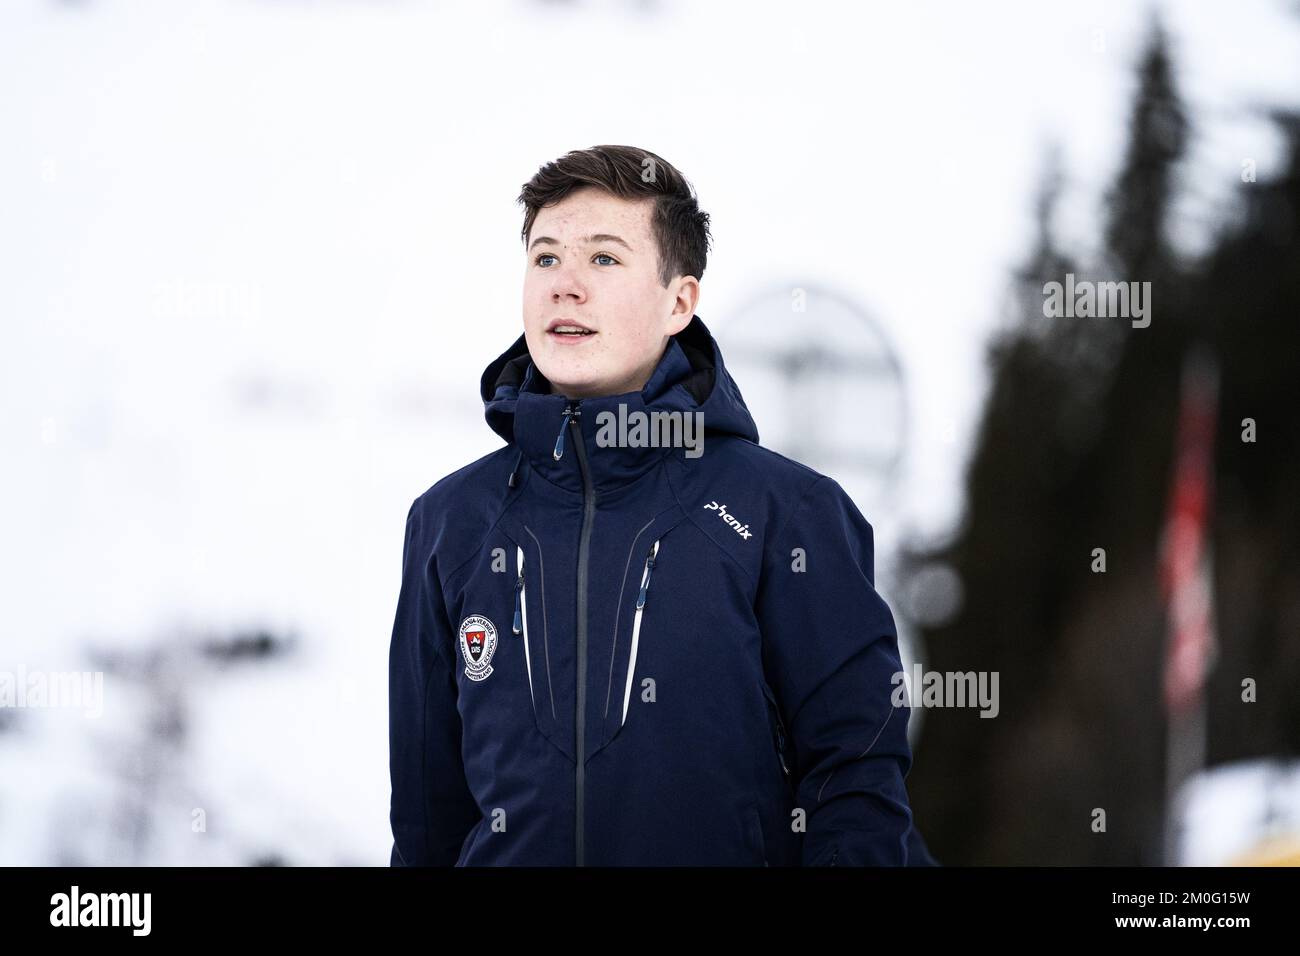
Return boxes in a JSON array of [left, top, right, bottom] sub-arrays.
[[663, 458, 759, 591], [763, 473, 830, 567], [438, 488, 527, 589]]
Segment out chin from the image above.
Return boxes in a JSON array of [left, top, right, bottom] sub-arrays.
[[539, 358, 595, 388]]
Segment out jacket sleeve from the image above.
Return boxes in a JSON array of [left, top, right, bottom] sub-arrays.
[[388, 497, 480, 865], [754, 475, 916, 866]]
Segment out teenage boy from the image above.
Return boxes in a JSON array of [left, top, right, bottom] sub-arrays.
[[389, 145, 934, 866]]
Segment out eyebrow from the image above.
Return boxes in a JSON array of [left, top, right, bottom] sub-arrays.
[[528, 233, 634, 252]]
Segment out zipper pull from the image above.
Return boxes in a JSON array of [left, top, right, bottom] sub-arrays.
[[512, 573, 523, 635], [635, 540, 659, 610], [552, 402, 581, 461], [513, 549, 524, 635]]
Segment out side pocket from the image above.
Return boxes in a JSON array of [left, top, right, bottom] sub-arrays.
[[454, 818, 484, 867], [747, 804, 768, 867], [760, 681, 792, 783]]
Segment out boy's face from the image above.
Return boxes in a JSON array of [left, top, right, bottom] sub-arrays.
[[522, 186, 698, 399]]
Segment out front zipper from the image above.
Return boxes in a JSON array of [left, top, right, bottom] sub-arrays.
[[621, 539, 660, 726], [513, 546, 536, 713], [566, 399, 597, 867]]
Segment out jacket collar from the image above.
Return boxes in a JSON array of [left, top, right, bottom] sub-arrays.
[[480, 314, 759, 496]]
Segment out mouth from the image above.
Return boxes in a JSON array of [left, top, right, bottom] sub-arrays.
[[546, 320, 597, 340]]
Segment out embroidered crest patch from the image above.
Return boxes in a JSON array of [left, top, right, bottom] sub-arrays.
[[458, 614, 498, 682]]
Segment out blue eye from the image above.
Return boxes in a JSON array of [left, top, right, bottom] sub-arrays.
[[533, 252, 618, 267]]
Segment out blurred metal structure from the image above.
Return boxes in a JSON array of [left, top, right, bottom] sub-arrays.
[[716, 283, 909, 512]]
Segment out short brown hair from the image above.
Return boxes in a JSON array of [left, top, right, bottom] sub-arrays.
[[517, 144, 711, 287]]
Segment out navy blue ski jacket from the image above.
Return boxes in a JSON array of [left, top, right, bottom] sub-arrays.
[[388, 314, 934, 866]]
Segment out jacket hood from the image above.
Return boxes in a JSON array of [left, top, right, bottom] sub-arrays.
[[480, 314, 759, 494]]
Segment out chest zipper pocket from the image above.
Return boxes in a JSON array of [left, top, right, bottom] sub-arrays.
[[512, 546, 537, 716], [620, 538, 660, 727]]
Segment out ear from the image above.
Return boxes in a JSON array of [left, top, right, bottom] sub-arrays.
[[667, 275, 699, 335]]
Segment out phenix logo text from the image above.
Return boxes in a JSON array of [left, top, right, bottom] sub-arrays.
[[595, 404, 704, 459], [703, 500, 752, 539]]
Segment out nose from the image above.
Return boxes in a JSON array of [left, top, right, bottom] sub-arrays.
[[548, 260, 587, 304]]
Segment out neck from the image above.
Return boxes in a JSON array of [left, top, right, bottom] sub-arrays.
[[547, 342, 670, 400]]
